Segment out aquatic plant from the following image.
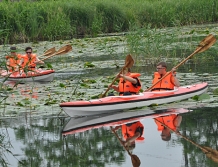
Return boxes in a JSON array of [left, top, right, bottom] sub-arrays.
[[0, 0, 217, 43]]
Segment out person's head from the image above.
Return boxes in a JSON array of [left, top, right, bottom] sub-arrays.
[[25, 47, 33, 56], [156, 62, 167, 75], [10, 46, 17, 56], [161, 127, 171, 141]]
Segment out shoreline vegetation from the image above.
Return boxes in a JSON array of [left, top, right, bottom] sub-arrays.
[[0, 0, 217, 44]]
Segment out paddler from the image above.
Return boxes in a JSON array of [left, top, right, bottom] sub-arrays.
[[151, 61, 180, 91], [109, 67, 142, 96], [21, 46, 44, 71], [6, 46, 23, 72]]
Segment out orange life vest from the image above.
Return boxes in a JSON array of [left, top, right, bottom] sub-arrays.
[[155, 115, 177, 131], [119, 73, 141, 94], [6, 54, 22, 72], [121, 121, 144, 141], [22, 54, 37, 70], [152, 72, 175, 91]]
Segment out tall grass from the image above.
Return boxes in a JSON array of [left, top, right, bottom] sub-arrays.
[[0, 0, 217, 43]]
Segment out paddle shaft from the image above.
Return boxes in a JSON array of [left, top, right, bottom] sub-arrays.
[[154, 118, 210, 153], [101, 57, 134, 97], [101, 68, 124, 97], [110, 127, 134, 156]]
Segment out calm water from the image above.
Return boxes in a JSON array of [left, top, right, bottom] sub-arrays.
[[1, 27, 218, 167], [1, 107, 218, 167]]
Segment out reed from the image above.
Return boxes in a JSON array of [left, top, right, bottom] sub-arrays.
[[0, 0, 217, 43]]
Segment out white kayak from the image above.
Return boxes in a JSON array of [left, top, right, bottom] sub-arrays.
[[60, 82, 208, 117], [1, 69, 55, 82]]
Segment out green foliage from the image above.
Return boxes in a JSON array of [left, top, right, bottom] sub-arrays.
[[0, 0, 217, 43], [59, 83, 66, 88], [192, 93, 210, 101], [46, 63, 53, 69], [213, 88, 218, 95], [84, 62, 95, 68], [82, 79, 96, 84]]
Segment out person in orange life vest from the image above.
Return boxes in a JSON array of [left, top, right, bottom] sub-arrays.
[[109, 67, 141, 96], [6, 47, 23, 72], [151, 61, 180, 91], [111, 121, 144, 150], [154, 114, 182, 141], [21, 47, 44, 71]]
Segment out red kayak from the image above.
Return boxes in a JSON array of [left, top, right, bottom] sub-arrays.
[[1, 69, 55, 82], [60, 82, 208, 117]]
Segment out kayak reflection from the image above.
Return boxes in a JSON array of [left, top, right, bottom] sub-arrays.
[[62, 108, 189, 136], [62, 108, 190, 167]]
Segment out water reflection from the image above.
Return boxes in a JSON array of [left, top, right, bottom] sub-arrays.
[[62, 108, 189, 167], [154, 113, 182, 141], [1, 107, 218, 166], [111, 126, 141, 167], [155, 117, 218, 164]]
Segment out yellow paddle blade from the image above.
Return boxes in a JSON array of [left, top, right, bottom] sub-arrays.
[[131, 154, 141, 167], [202, 146, 218, 163], [55, 45, 72, 55], [39, 45, 72, 62], [38, 47, 56, 58], [197, 34, 216, 53], [125, 54, 134, 68], [43, 47, 56, 56]]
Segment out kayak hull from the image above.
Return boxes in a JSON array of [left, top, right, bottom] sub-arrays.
[[60, 82, 208, 117], [1, 69, 55, 82]]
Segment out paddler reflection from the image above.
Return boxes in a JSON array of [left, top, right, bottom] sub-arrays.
[[111, 121, 144, 150], [154, 112, 182, 141], [6, 81, 39, 99]]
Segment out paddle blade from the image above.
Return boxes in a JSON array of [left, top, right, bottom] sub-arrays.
[[56, 45, 72, 55], [125, 54, 134, 68], [202, 146, 218, 163], [197, 34, 216, 53], [43, 47, 56, 56], [131, 154, 141, 167]]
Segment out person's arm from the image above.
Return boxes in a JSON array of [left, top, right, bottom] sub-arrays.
[[35, 56, 44, 64], [173, 115, 182, 132], [171, 67, 180, 87], [172, 74, 180, 87], [110, 85, 119, 92], [124, 132, 141, 146], [120, 74, 137, 84], [111, 126, 121, 131]]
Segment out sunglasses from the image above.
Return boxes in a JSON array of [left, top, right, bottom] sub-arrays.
[[156, 67, 165, 70], [26, 52, 32, 54]]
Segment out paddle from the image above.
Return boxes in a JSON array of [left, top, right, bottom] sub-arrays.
[[110, 127, 141, 167], [145, 34, 216, 92], [38, 47, 56, 58], [100, 54, 135, 98], [154, 118, 218, 163], [26, 45, 72, 68], [40, 45, 72, 62]]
